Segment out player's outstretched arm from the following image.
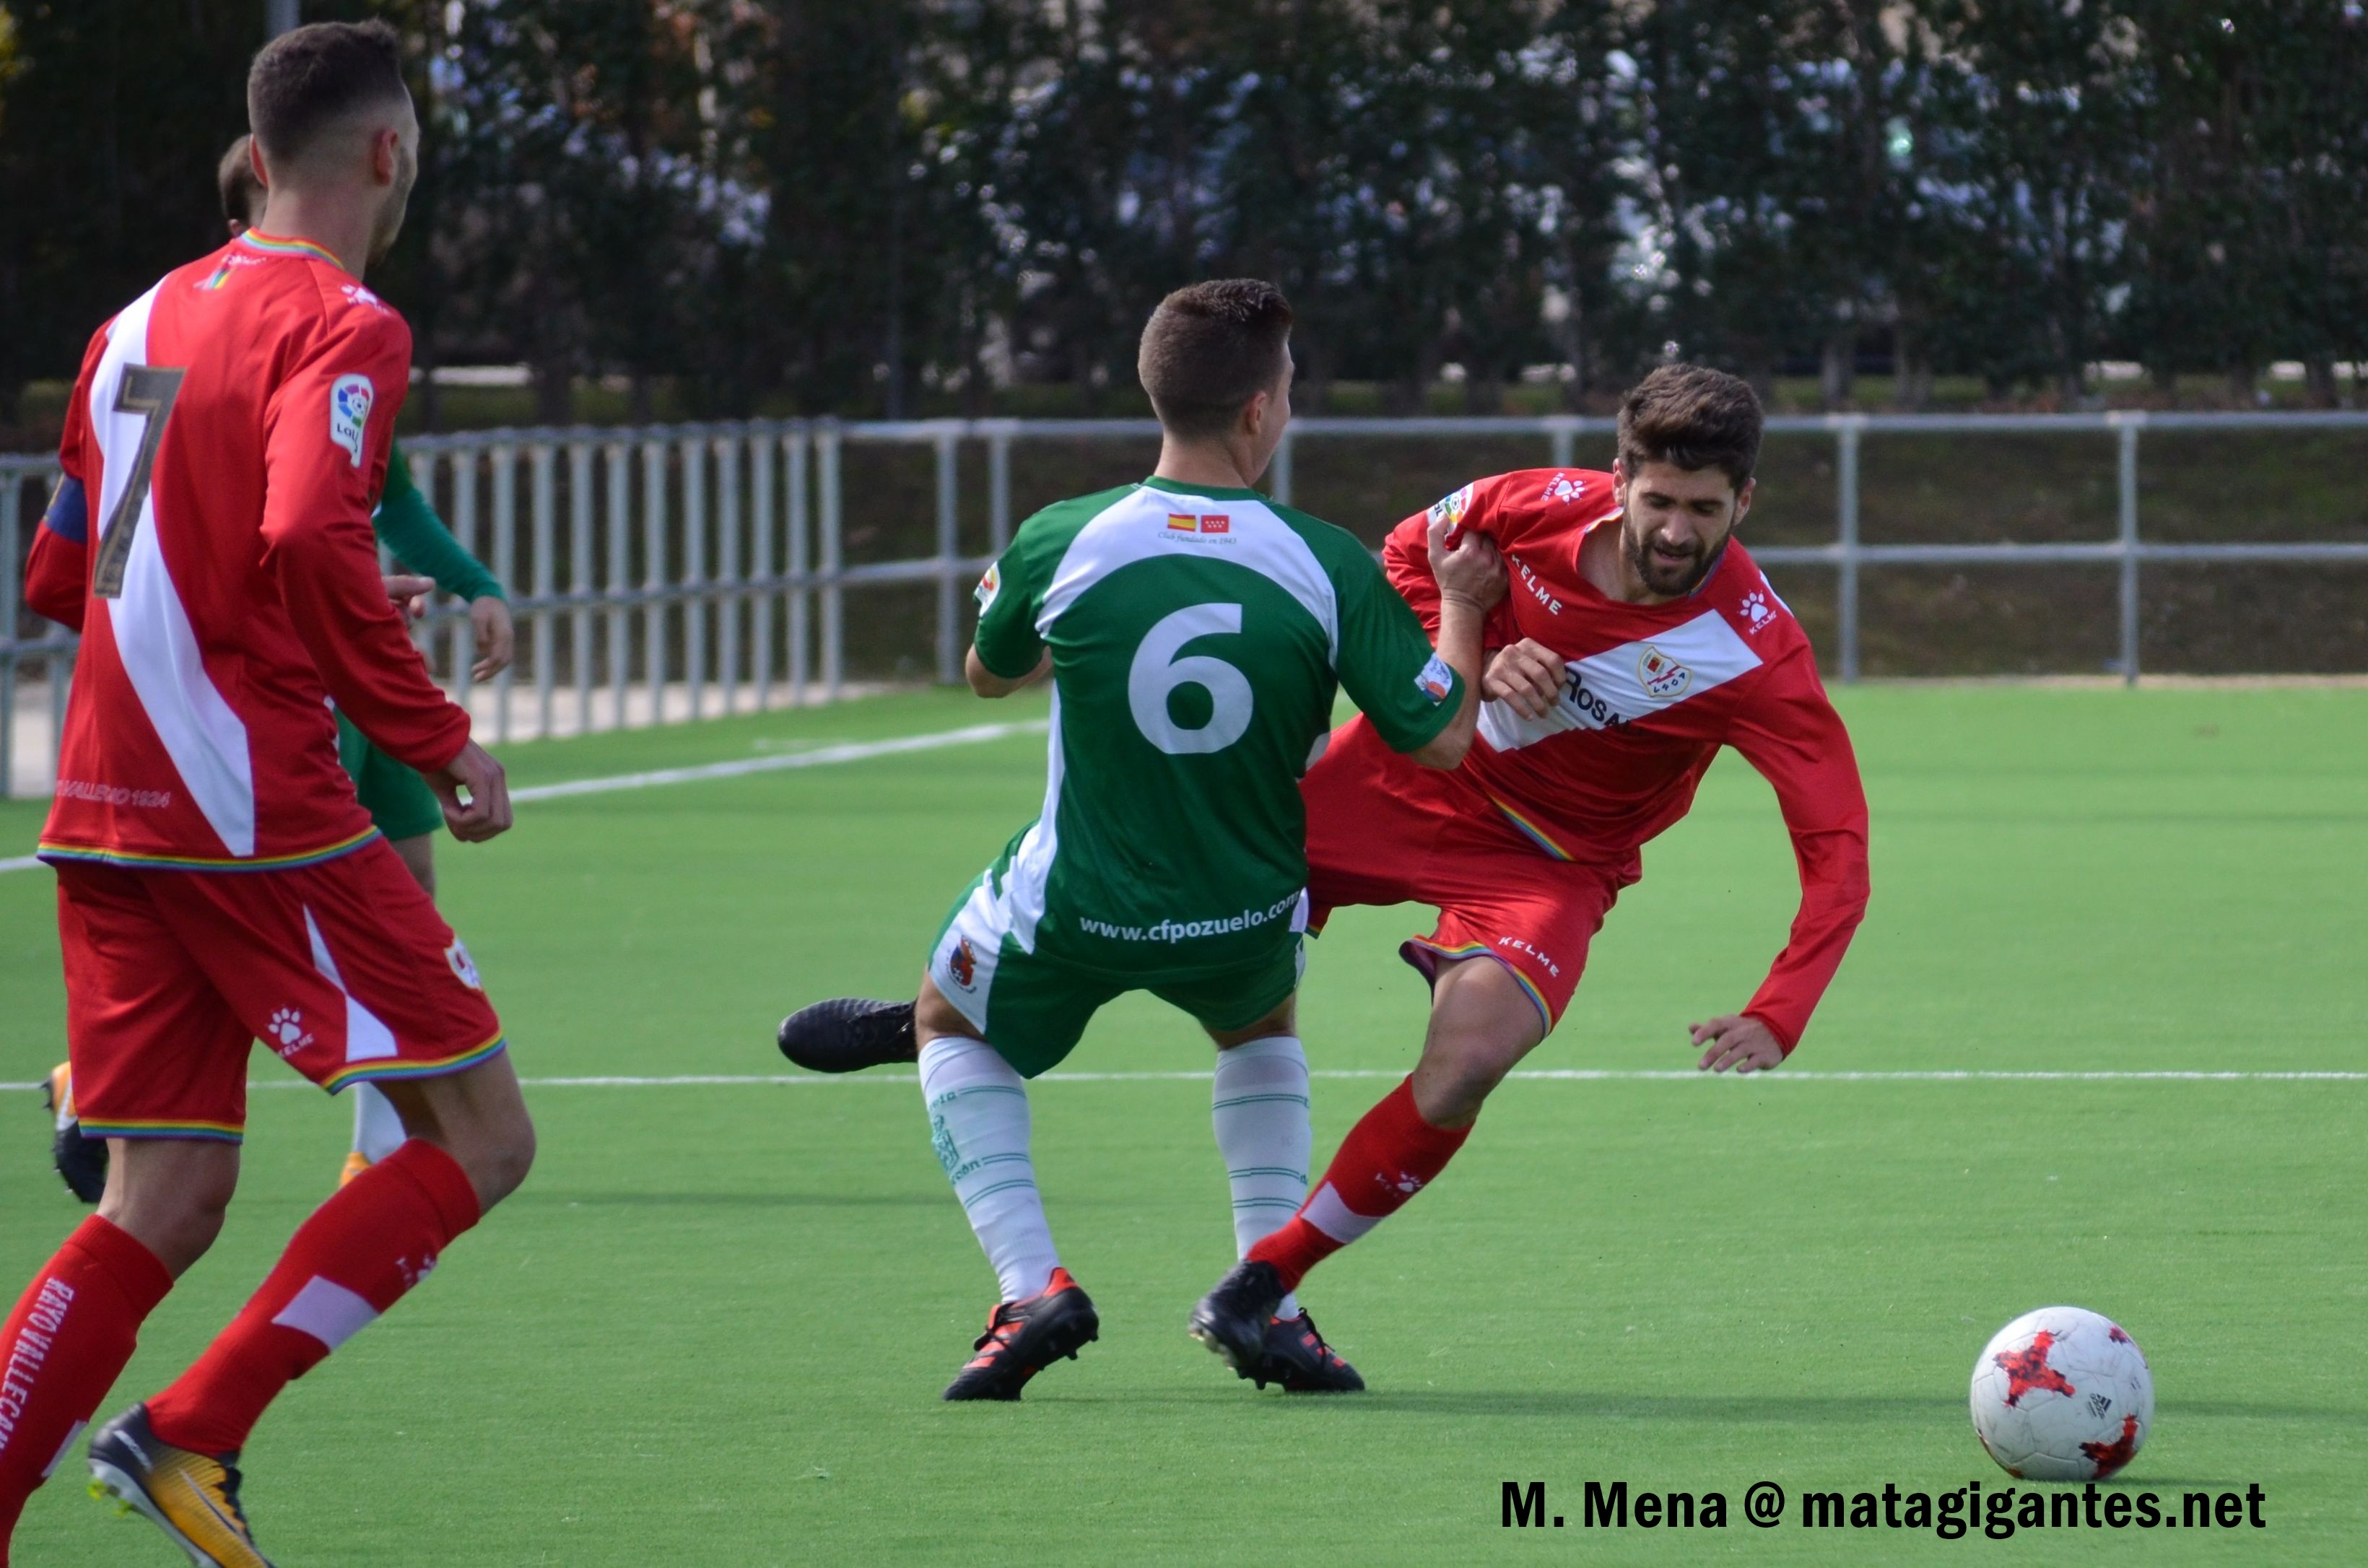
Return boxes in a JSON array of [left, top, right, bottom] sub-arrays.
[[1712, 648, 1873, 1064]]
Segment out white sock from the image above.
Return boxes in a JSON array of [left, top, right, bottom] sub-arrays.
[[920, 1037, 1059, 1303], [351, 1083, 408, 1164], [1212, 1035, 1310, 1320]]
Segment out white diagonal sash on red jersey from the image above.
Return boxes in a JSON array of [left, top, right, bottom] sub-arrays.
[[1478, 606, 1763, 752]]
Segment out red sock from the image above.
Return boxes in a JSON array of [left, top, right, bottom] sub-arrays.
[[1247, 1076, 1472, 1291], [0, 1216, 174, 1551], [147, 1140, 479, 1456]]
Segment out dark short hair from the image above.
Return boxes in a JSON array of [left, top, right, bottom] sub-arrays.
[[247, 20, 409, 167], [218, 134, 265, 228], [1616, 365, 1764, 489], [1136, 280, 1294, 439]]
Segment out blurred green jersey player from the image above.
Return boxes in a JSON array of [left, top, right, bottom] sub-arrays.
[[779, 280, 1505, 1401]]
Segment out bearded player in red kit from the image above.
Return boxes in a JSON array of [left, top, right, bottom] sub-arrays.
[[0, 23, 534, 1565], [1190, 365, 1871, 1375]]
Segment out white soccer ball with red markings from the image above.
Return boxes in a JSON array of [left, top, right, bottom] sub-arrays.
[[1969, 1306, 2154, 1481]]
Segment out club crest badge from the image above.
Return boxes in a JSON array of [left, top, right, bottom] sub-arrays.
[[1636, 644, 1692, 700]]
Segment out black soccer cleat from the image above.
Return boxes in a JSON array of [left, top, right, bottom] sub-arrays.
[[1258, 1310, 1366, 1393], [1188, 1258, 1288, 1380], [87, 1403, 274, 1567], [776, 997, 918, 1073], [45, 1062, 108, 1204], [941, 1268, 1100, 1401]]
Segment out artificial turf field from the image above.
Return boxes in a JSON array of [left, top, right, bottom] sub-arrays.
[[2, 684, 2363, 1566]]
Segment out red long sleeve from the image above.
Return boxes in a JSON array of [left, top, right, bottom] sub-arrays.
[[1723, 650, 1871, 1053], [258, 301, 469, 775], [25, 515, 88, 630]]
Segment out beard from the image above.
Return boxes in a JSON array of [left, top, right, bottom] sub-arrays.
[[367, 147, 417, 266], [1626, 523, 1722, 597]]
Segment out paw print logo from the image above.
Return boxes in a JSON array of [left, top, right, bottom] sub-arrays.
[[267, 1009, 314, 1056], [1740, 590, 1776, 633]]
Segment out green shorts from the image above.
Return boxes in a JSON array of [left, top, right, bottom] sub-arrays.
[[335, 711, 446, 842], [927, 868, 1304, 1079]]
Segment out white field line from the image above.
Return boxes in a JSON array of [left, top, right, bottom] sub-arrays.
[[0, 718, 1052, 874], [2, 1068, 2361, 1094]]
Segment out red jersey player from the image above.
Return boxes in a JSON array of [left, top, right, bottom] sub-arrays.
[[0, 25, 533, 1566], [1190, 365, 1871, 1378]]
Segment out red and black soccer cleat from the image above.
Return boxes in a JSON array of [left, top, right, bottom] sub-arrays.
[[1257, 1310, 1365, 1393], [1188, 1258, 1287, 1379], [941, 1268, 1100, 1401]]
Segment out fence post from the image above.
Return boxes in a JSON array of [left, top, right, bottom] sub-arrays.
[[531, 443, 557, 741], [1548, 416, 1576, 469], [936, 427, 961, 685], [1270, 428, 1294, 505], [604, 443, 630, 732], [641, 437, 670, 727], [989, 425, 1014, 553], [569, 442, 594, 737], [2115, 412, 2143, 686], [682, 434, 708, 721], [491, 443, 518, 741], [750, 428, 775, 712], [715, 432, 743, 717], [788, 427, 811, 706], [818, 422, 844, 700], [1835, 415, 1863, 684]]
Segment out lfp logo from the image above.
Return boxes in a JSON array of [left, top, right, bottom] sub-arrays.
[[328, 374, 374, 468]]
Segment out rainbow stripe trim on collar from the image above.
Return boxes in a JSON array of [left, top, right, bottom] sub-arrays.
[[238, 230, 345, 268]]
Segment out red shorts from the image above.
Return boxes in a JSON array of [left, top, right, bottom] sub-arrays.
[[53, 837, 505, 1143], [1303, 718, 1632, 1031]]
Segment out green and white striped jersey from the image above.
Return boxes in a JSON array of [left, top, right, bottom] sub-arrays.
[[970, 475, 1462, 977]]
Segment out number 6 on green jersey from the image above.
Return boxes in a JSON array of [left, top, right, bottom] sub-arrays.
[[960, 476, 1464, 999]]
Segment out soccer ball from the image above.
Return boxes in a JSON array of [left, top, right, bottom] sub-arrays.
[[1969, 1306, 2153, 1481]]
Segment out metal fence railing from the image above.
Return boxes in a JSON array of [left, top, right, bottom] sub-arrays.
[[8, 410, 2368, 798]]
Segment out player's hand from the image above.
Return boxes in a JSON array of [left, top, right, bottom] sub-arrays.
[[1428, 511, 1507, 612], [1484, 638, 1562, 719], [1690, 1014, 1785, 1074], [427, 739, 513, 843], [470, 596, 515, 681], [384, 574, 434, 623]]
